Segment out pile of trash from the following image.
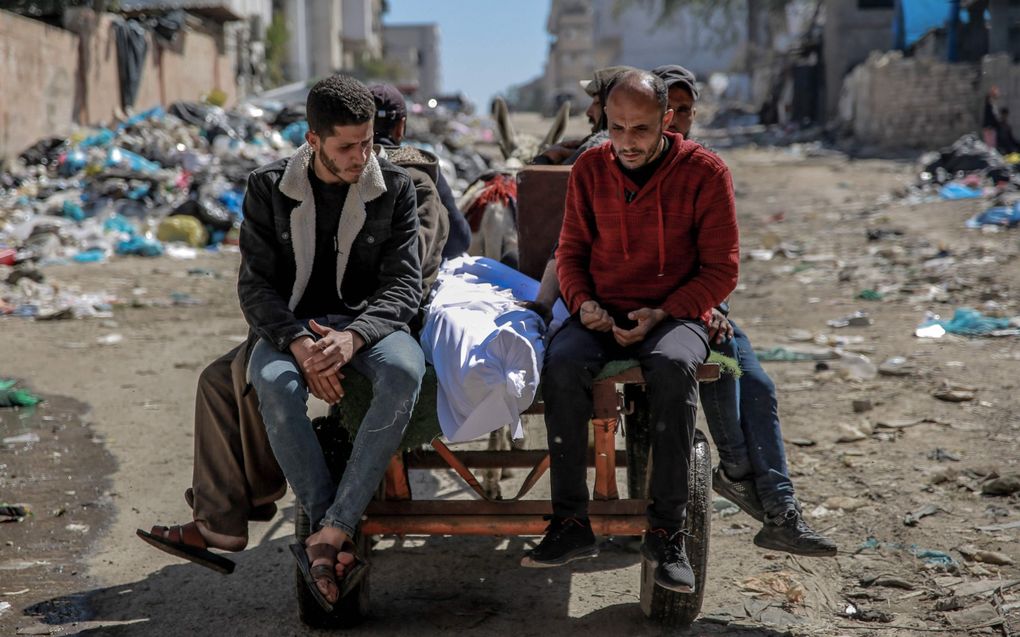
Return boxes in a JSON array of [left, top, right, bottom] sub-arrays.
[[904, 134, 1020, 229], [0, 101, 307, 318], [0, 91, 551, 320]]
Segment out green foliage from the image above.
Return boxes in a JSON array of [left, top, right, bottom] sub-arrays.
[[264, 10, 289, 88]]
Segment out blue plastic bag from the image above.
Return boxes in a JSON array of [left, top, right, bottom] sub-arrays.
[[939, 182, 982, 200], [965, 202, 1020, 229], [282, 120, 309, 147], [116, 236, 163, 257]]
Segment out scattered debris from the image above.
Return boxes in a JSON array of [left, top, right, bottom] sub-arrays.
[[2, 433, 40, 445], [957, 545, 1014, 566], [981, 474, 1020, 496], [827, 311, 873, 328], [841, 602, 895, 623], [0, 380, 42, 408], [904, 504, 940, 527], [0, 505, 30, 523], [739, 571, 806, 604]]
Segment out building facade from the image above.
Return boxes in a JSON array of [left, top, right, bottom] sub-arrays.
[[382, 23, 441, 100]]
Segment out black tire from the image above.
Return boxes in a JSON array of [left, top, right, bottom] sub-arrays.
[[293, 415, 370, 629], [623, 385, 652, 500], [639, 430, 712, 629]]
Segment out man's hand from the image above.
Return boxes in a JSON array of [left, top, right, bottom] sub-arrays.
[[289, 336, 343, 404], [707, 308, 734, 344], [304, 320, 364, 375], [579, 300, 615, 332], [612, 308, 667, 347]]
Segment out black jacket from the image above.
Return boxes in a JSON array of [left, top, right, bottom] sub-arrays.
[[238, 145, 421, 353]]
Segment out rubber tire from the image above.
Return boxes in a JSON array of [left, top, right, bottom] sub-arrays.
[[623, 385, 652, 500], [638, 430, 712, 629], [293, 416, 370, 629]]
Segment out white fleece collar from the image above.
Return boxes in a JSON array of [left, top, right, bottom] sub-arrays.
[[278, 143, 387, 310]]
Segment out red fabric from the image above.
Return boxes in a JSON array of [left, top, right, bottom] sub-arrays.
[[464, 174, 517, 232], [556, 131, 739, 323]]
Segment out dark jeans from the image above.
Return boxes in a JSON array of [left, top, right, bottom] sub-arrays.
[[543, 316, 709, 529], [699, 320, 796, 517]]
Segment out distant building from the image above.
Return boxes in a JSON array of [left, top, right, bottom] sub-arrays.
[[276, 0, 385, 83], [382, 23, 440, 100], [341, 0, 383, 68], [544, 0, 595, 111]]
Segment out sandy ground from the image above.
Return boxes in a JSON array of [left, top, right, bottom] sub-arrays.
[[1, 128, 1019, 636]]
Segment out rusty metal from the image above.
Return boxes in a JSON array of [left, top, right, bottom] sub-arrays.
[[366, 499, 646, 516], [429, 438, 492, 501], [505, 453, 550, 501], [404, 448, 629, 469], [382, 454, 411, 501], [592, 418, 620, 500], [361, 514, 647, 537], [593, 379, 623, 420]]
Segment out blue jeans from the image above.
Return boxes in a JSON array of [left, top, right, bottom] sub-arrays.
[[699, 320, 796, 517], [248, 316, 424, 535]]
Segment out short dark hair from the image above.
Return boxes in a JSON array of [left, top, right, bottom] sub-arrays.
[[306, 75, 375, 137], [607, 70, 668, 114]]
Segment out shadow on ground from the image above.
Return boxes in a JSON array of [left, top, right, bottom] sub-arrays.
[[24, 508, 795, 636]]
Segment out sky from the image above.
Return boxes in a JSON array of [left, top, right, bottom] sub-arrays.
[[384, 0, 551, 110]]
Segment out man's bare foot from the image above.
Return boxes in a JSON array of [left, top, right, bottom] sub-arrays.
[[306, 526, 349, 603]]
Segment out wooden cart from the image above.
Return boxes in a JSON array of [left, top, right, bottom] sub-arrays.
[[294, 166, 717, 629]]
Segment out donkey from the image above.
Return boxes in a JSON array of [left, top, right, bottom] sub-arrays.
[[461, 97, 570, 271]]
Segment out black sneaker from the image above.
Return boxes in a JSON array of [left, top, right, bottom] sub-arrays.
[[754, 507, 838, 557], [712, 465, 764, 522], [641, 528, 695, 593], [520, 516, 598, 568]]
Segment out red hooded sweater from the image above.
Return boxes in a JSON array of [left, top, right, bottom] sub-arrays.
[[556, 131, 739, 323]]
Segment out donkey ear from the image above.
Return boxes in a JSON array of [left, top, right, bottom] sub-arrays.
[[541, 101, 571, 149], [493, 97, 518, 160]]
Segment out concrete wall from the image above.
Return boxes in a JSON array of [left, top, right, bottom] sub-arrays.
[[0, 11, 79, 164], [839, 51, 1020, 149], [0, 9, 237, 163], [591, 0, 745, 80], [823, 0, 895, 121]]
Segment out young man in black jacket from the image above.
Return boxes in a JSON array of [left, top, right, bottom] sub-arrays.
[[241, 75, 424, 608]]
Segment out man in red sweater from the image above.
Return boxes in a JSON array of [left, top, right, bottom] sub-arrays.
[[521, 71, 739, 594]]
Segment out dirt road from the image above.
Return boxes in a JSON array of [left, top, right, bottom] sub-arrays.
[[1, 141, 1018, 636]]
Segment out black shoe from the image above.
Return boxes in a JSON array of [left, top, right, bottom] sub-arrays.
[[641, 528, 695, 593], [712, 465, 765, 522], [521, 516, 598, 568], [754, 507, 838, 557]]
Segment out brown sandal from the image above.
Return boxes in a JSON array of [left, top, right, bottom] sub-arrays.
[[291, 543, 339, 611], [136, 523, 236, 574]]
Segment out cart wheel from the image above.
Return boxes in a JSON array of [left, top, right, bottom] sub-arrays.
[[623, 385, 651, 500], [293, 416, 369, 628], [640, 430, 712, 628]]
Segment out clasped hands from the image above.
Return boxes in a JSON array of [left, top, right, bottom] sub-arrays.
[[289, 320, 364, 404], [579, 300, 666, 346]]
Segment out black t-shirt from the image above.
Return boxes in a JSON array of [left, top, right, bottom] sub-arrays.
[[617, 135, 671, 196], [293, 167, 351, 319]]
